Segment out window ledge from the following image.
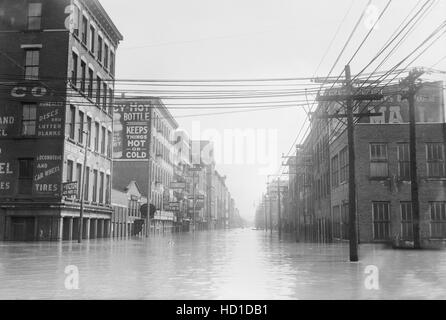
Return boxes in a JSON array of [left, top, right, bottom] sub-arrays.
[[369, 177, 390, 181], [424, 177, 446, 181], [67, 137, 77, 144]]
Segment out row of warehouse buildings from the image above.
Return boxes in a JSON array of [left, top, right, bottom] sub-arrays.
[[257, 79, 446, 246], [0, 0, 241, 241]]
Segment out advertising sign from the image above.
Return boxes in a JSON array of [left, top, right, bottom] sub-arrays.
[[113, 100, 152, 160], [62, 181, 78, 197], [34, 153, 63, 196], [326, 82, 444, 125], [37, 102, 64, 137], [170, 181, 186, 190], [0, 148, 14, 194]]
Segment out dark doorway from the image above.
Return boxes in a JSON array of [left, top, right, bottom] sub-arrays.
[[11, 217, 35, 241]]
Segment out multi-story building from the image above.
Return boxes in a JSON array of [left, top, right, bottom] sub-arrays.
[[111, 180, 146, 238], [172, 129, 192, 231], [0, 0, 122, 241], [287, 80, 446, 245], [112, 96, 178, 233]]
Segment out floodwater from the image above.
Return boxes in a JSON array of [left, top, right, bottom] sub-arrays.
[[0, 229, 445, 299]]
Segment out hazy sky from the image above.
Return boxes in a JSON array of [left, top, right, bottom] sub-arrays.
[[101, 0, 446, 221]]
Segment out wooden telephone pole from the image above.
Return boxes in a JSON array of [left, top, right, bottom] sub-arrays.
[[400, 68, 424, 249], [78, 130, 89, 243], [146, 104, 153, 237], [316, 65, 383, 262], [277, 177, 282, 239]]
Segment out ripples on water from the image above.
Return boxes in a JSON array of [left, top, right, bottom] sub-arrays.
[[0, 229, 445, 299]]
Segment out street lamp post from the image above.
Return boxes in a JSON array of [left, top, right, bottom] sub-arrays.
[[78, 130, 89, 243]]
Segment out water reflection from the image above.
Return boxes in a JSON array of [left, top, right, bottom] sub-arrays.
[[0, 229, 445, 299]]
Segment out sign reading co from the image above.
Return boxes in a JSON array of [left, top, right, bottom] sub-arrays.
[[11, 86, 47, 98]]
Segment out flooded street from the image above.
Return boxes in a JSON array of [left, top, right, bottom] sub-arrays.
[[0, 229, 445, 300]]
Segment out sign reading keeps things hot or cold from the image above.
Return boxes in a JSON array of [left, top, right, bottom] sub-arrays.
[[113, 101, 152, 160]]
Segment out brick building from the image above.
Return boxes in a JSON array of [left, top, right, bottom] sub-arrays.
[[111, 180, 145, 238], [287, 81, 446, 245], [0, 0, 122, 241], [112, 96, 179, 233]]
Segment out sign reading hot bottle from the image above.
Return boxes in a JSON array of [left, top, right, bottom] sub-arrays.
[[113, 101, 152, 160]]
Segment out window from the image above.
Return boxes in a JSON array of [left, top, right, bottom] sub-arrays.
[[110, 51, 115, 75], [94, 122, 100, 152], [72, 5, 80, 36], [397, 143, 410, 180], [21, 104, 37, 136], [92, 169, 98, 202], [341, 203, 349, 240], [102, 83, 107, 109], [97, 35, 103, 62], [76, 163, 82, 198], [80, 60, 86, 92], [370, 143, 388, 178], [78, 111, 84, 143], [104, 43, 109, 69], [105, 174, 110, 204], [426, 143, 445, 178], [99, 172, 104, 203], [84, 167, 90, 201], [68, 105, 76, 139], [373, 202, 391, 240], [87, 116, 92, 148], [108, 88, 113, 115], [430, 202, 446, 238], [89, 26, 95, 53], [101, 126, 106, 154], [331, 155, 339, 189], [401, 202, 413, 240], [81, 15, 88, 44], [71, 51, 78, 86], [339, 147, 348, 183], [67, 160, 74, 182], [27, 3, 42, 30], [332, 205, 341, 239], [107, 131, 112, 158], [24, 49, 39, 80], [18, 159, 34, 195], [87, 68, 94, 98], [96, 76, 102, 105]]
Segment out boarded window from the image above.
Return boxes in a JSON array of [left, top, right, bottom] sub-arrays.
[[397, 143, 410, 180], [400, 202, 413, 240], [426, 143, 445, 178], [430, 202, 446, 238], [370, 143, 388, 178], [373, 202, 391, 240]]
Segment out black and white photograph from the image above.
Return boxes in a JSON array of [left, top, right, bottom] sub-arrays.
[[0, 0, 446, 307]]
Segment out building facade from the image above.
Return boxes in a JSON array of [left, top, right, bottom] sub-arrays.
[[0, 0, 122, 241], [111, 180, 145, 238], [112, 96, 178, 234], [285, 81, 446, 245]]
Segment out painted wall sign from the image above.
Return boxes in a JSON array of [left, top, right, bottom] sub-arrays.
[[62, 181, 78, 197], [113, 101, 152, 160], [37, 104, 63, 137], [33, 154, 63, 196], [0, 144, 14, 194]]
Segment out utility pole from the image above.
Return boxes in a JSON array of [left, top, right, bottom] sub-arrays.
[[345, 65, 358, 262], [269, 194, 272, 235], [401, 68, 424, 249], [316, 65, 383, 261], [263, 194, 267, 231], [295, 145, 300, 242], [146, 104, 153, 237], [78, 130, 89, 243], [277, 177, 282, 239], [192, 170, 196, 233]]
